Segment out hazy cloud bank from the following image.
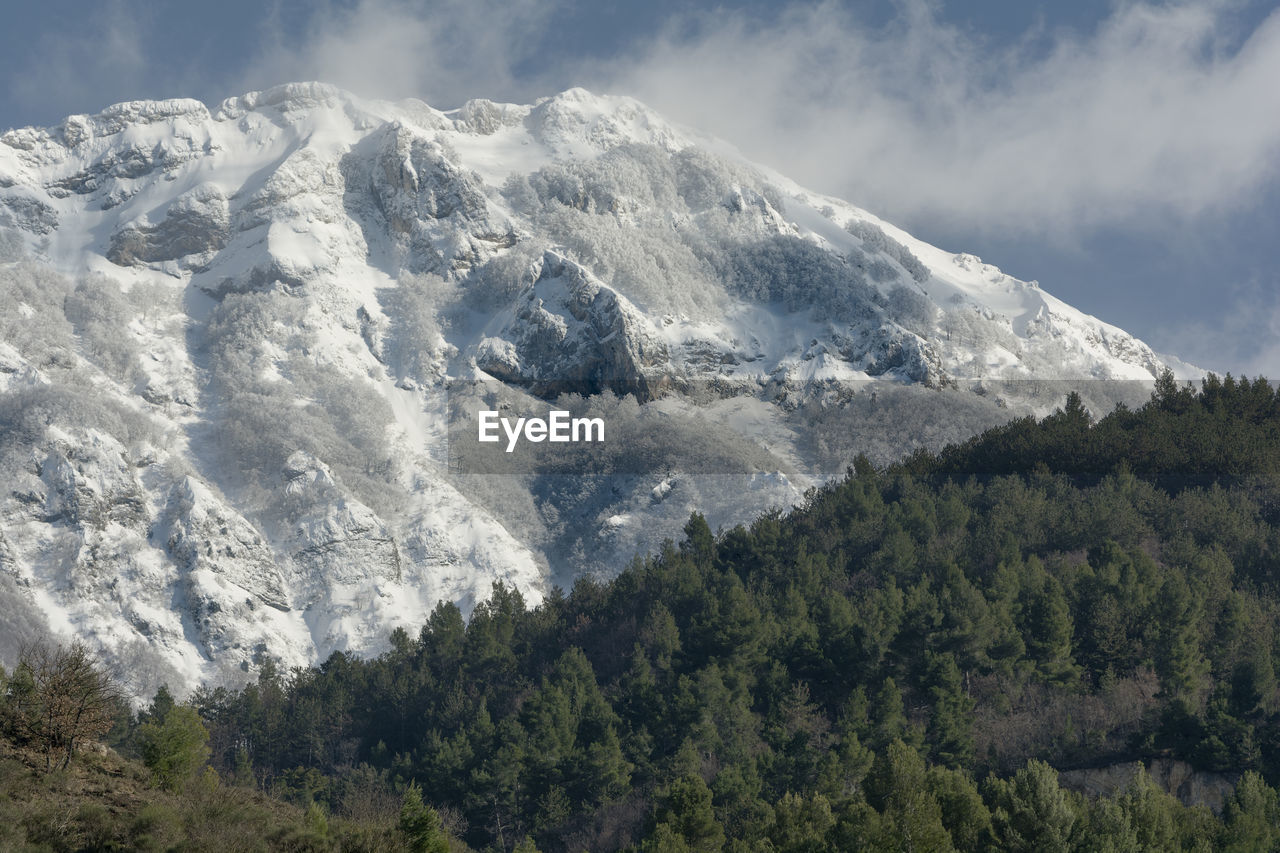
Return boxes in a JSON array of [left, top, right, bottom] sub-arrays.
[[239, 0, 564, 110], [602, 1, 1280, 235], [12, 1, 1279, 237], [232, 0, 1280, 236], [1156, 275, 1280, 377]]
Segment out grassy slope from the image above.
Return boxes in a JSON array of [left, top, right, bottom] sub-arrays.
[[0, 737, 405, 852]]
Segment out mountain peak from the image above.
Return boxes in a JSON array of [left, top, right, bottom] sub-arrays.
[[0, 83, 1196, 697]]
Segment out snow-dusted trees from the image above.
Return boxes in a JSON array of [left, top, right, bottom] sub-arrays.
[[381, 270, 457, 384], [888, 283, 938, 336], [521, 143, 682, 216], [0, 261, 76, 368], [63, 275, 140, 382], [0, 227, 23, 261], [500, 142, 939, 329], [708, 233, 883, 321], [204, 289, 396, 508], [0, 261, 150, 384], [845, 219, 930, 284]]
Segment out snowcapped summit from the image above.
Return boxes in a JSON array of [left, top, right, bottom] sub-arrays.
[[0, 84, 1194, 697]]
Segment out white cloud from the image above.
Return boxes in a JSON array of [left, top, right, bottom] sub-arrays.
[[22, 0, 1276, 241], [598, 0, 1280, 236], [239, 0, 564, 109]]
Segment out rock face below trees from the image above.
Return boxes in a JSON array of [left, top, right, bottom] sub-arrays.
[[1060, 759, 1238, 814]]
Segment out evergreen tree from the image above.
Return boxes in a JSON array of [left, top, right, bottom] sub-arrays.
[[1221, 771, 1280, 853], [1153, 575, 1209, 699], [399, 782, 450, 853], [768, 791, 835, 852], [924, 653, 975, 769], [926, 766, 991, 853], [1021, 564, 1077, 686], [681, 511, 716, 565], [1115, 768, 1180, 852], [984, 760, 1076, 853], [865, 740, 955, 852], [648, 775, 725, 852], [138, 704, 211, 791], [869, 678, 919, 751]]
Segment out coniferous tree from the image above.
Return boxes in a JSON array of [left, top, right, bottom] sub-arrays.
[[1221, 771, 1280, 853], [866, 740, 955, 852], [399, 782, 450, 853], [985, 760, 1076, 853], [139, 704, 211, 791], [647, 774, 725, 852], [924, 653, 975, 769]]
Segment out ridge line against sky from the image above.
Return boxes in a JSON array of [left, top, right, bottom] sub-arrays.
[[2, 0, 1279, 375]]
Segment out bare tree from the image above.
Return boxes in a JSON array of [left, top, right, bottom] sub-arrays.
[[7, 640, 123, 770]]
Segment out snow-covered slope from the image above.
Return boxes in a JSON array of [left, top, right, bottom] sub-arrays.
[[0, 83, 1194, 697]]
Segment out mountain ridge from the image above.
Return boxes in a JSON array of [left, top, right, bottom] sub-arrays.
[[0, 82, 1199, 698]]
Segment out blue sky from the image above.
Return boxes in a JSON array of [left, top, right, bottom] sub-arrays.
[[3, 0, 1279, 375]]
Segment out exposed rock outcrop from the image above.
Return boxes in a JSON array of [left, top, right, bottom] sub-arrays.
[[164, 477, 288, 611], [1059, 759, 1238, 814], [475, 251, 673, 401], [283, 452, 401, 589], [108, 184, 230, 267]]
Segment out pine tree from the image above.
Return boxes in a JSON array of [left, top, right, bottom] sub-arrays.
[[1021, 566, 1077, 686], [681, 511, 716, 565], [399, 782, 450, 853], [139, 704, 211, 791], [769, 791, 835, 852], [870, 677, 921, 751], [648, 774, 725, 852], [925, 653, 975, 768], [1154, 575, 1209, 699], [1116, 767, 1180, 851], [984, 760, 1076, 853], [139, 684, 176, 727], [865, 740, 955, 852], [926, 766, 991, 852], [1221, 771, 1280, 852]]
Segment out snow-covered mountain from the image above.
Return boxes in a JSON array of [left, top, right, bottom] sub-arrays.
[[0, 83, 1194, 697]]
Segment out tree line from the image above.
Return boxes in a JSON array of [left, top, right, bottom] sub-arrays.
[[5, 371, 1280, 850], [187, 373, 1280, 849]]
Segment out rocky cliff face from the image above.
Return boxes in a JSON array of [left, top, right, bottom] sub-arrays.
[[1059, 759, 1238, 815], [0, 82, 1194, 698], [476, 251, 673, 401]]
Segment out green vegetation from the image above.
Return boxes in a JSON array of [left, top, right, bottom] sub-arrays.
[[138, 702, 211, 791], [0, 732, 434, 851], [4, 372, 1280, 850], [186, 373, 1280, 850], [1, 647, 450, 851]]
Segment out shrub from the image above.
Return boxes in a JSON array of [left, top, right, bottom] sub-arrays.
[[7, 640, 123, 770]]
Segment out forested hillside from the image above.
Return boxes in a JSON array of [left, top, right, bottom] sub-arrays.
[[6, 373, 1280, 850]]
